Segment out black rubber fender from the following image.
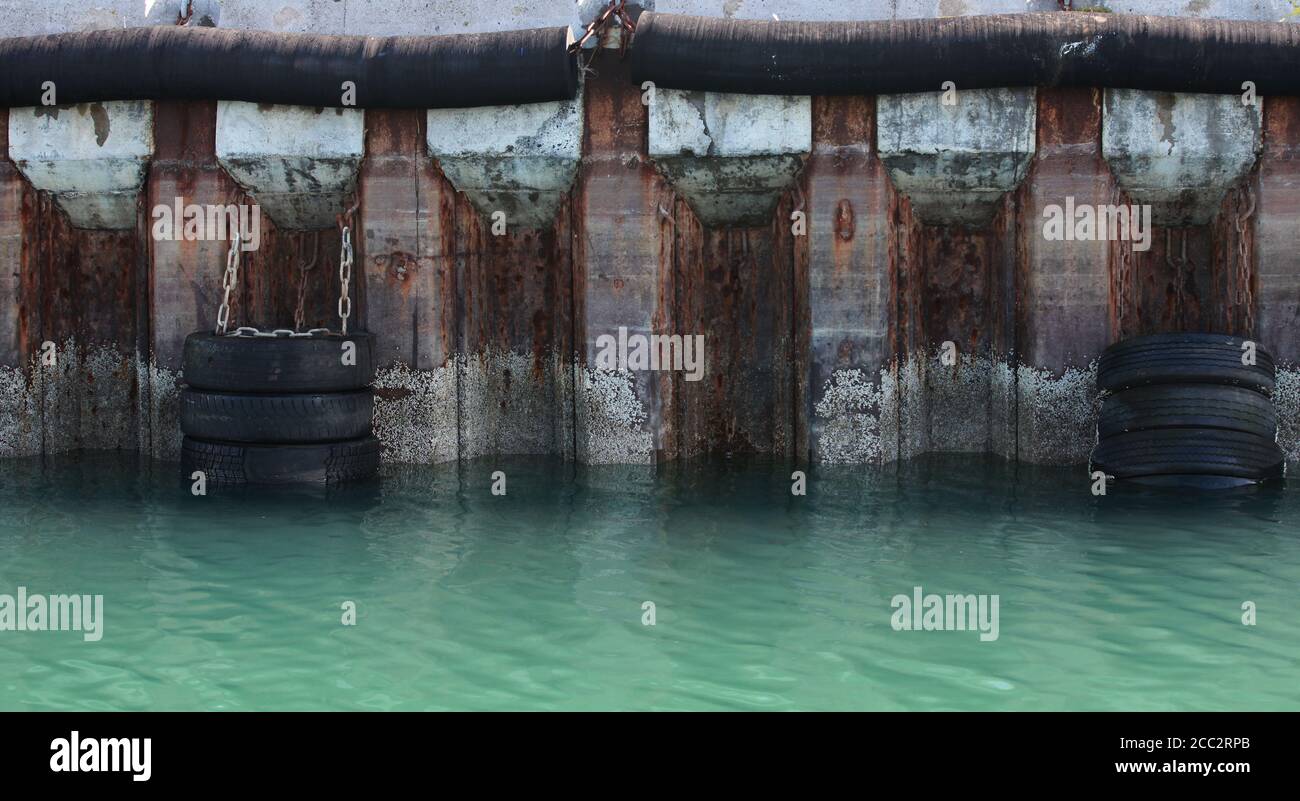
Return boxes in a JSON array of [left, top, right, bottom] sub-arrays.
[[182, 436, 381, 485], [0, 25, 577, 108], [1098, 384, 1277, 440], [1091, 428, 1284, 481], [182, 331, 375, 393], [180, 388, 374, 444], [629, 12, 1300, 96], [1097, 333, 1274, 395]]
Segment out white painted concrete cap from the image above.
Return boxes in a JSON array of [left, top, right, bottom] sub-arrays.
[[877, 87, 1036, 226], [8, 101, 154, 229], [647, 89, 810, 226], [427, 93, 584, 229], [215, 101, 366, 229], [1103, 89, 1262, 226]]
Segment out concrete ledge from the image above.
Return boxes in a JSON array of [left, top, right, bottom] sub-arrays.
[[215, 102, 365, 229], [426, 93, 583, 229], [648, 90, 810, 226], [7, 101, 153, 229], [1102, 89, 1262, 226], [877, 88, 1036, 227]]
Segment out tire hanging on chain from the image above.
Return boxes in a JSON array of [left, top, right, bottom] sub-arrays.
[[181, 227, 379, 486]]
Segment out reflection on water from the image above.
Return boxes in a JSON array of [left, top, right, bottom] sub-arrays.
[[0, 452, 1296, 711]]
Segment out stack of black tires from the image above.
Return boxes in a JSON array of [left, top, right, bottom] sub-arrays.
[[180, 331, 380, 485], [1092, 333, 1285, 488]]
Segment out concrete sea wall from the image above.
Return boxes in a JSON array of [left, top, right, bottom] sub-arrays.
[[3, 1, 1299, 467]]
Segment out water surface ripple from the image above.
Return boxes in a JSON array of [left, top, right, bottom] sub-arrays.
[[0, 453, 1296, 711]]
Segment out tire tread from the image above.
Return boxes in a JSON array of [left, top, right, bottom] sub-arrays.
[[180, 389, 374, 443], [182, 436, 381, 485]]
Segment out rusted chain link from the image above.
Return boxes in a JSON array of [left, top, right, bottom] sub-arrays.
[[293, 231, 320, 332], [571, 0, 636, 71], [1113, 185, 1134, 334], [1166, 229, 1193, 328], [1179, 230, 1190, 328], [1118, 236, 1133, 334], [1164, 229, 1178, 326], [1235, 186, 1257, 333], [570, 1, 636, 52], [215, 231, 241, 335]]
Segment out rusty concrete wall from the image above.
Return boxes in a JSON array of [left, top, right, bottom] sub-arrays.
[[1, 99, 327, 463], [1257, 97, 1300, 462], [672, 216, 796, 460], [573, 58, 675, 464], [1012, 88, 1116, 465], [894, 202, 1017, 461], [453, 190, 575, 461], [359, 108, 458, 464], [803, 95, 895, 465], [361, 107, 576, 465], [1, 107, 147, 459], [145, 100, 303, 461], [1, 81, 1295, 468]]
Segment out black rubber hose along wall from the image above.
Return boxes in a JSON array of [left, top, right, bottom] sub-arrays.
[[0, 26, 577, 109], [630, 12, 1300, 96]]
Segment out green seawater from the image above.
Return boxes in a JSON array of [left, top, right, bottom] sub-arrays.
[[0, 452, 1296, 711]]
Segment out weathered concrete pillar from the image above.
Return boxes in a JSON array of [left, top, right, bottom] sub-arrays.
[[1255, 97, 1300, 461], [878, 88, 1034, 460], [359, 109, 458, 464], [573, 59, 672, 464], [146, 101, 218, 460], [801, 96, 896, 464], [1014, 88, 1113, 464]]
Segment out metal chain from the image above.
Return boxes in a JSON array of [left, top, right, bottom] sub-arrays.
[[569, 1, 636, 53], [1113, 185, 1134, 336], [1166, 230, 1193, 329], [294, 231, 320, 332], [1235, 186, 1257, 334], [338, 226, 353, 336], [1165, 229, 1181, 326], [215, 231, 242, 335], [1179, 230, 1190, 329], [230, 326, 328, 338], [1115, 239, 1131, 336]]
